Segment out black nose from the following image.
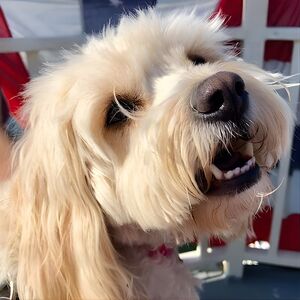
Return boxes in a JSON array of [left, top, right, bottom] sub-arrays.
[[191, 71, 248, 122]]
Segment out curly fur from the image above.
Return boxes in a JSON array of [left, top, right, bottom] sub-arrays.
[[0, 9, 293, 300]]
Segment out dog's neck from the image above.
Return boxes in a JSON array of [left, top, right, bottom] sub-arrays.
[[110, 225, 199, 299], [110, 224, 177, 258], [147, 243, 174, 258]]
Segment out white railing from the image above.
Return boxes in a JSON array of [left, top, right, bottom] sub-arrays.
[[0, 35, 85, 76], [185, 0, 300, 278], [0, 0, 85, 76]]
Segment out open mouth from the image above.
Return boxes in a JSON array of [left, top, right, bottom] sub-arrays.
[[197, 140, 261, 195]]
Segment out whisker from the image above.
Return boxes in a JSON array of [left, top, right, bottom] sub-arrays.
[[256, 177, 285, 199], [254, 178, 285, 215]]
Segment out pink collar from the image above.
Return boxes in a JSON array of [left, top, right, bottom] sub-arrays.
[[147, 244, 174, 258]]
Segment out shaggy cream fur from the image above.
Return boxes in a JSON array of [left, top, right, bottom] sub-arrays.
[[0, 9, 293, 300], [0, 130, 11, 181]]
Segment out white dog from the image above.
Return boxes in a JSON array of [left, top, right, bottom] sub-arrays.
[[0, 9, 293, 300]]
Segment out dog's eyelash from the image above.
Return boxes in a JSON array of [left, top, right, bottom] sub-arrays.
[[106, 98, 139, 127], [188, 54, 206, 65]]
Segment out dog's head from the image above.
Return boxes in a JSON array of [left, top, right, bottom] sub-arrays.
[[55, 10, 290, 236], [9, 10, 293, 299]]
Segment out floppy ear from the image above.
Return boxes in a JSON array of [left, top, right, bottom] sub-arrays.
[[6, 68, 133, 300]]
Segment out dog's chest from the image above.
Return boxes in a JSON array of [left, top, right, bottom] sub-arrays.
[[121, 245, 200, 300]]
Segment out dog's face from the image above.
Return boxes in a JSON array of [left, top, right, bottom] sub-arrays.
[[24, 10, 292, 239], [78, 11, 292, 238]]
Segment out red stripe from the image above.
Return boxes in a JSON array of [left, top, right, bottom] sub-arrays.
[[210, 209, 300, 252], [0, 7, 29, 119]]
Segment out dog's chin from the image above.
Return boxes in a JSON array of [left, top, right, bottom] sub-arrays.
[[181, 173, 272, 240]]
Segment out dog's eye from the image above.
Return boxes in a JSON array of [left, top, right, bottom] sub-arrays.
[[188, 54, 206, 65], [106, 97, 138, 127]]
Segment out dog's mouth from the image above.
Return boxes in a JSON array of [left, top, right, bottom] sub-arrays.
[[196, 139, 261, 195]]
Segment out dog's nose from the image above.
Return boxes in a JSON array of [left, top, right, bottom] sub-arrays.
[[192, 71, 248, 121]]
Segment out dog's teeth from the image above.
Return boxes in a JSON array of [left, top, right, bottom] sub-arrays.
[[241, 165, 250, 174], [224, 170, 234, 180], [238, 142, 254, 157], [211, 156, 256, 181], [247, 158, 253, 166], [233, 167, 241, 176], [210, 164, 224, 180]]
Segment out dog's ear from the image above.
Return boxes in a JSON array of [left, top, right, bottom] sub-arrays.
[[7, 67, 133, 300]]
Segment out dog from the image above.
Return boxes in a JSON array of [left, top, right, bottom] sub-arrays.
[[0, 130, 11, 181], [0, 9, 293, 300]]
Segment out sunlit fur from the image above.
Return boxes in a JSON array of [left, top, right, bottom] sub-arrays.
[[0, 130, 11, 181], [0, 9, 293, 300]]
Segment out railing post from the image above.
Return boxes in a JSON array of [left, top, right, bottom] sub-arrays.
[[26, 50, 41, 77], [242, 0, 268, 67]]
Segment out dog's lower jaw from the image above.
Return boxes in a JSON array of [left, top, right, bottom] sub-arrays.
[[188, 172, 272, 238]]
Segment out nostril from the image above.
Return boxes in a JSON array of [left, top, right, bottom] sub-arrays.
[[207, 90, 224, 114], [194, 88, 225, 115], [235, 79, 245, 96]]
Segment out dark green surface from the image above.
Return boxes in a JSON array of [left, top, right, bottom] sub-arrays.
[[178, 242, 198, 253], [200, 264, 300, 300], [1, 264, 299, 299]]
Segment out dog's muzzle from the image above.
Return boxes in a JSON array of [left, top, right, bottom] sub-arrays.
[[191, 71, 249, 122], [191, 72, 262, 195]]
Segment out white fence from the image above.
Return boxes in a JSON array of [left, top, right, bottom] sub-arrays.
[[0, 35, 85, 76], [0, 0, 299, 279], [0, 0, 85, 76]]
